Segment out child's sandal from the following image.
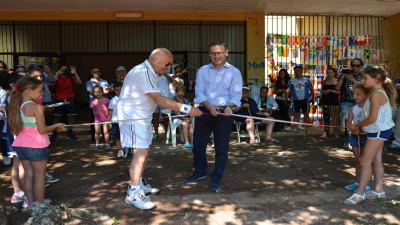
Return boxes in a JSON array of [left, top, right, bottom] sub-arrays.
[[366, 191, 386, 199], [344, 193, 365, 205]]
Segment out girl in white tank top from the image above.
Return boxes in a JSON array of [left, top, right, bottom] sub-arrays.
[[344, 66, 396, 205]]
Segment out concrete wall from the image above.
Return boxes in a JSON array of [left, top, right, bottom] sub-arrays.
[[384, 12, 400, 78]]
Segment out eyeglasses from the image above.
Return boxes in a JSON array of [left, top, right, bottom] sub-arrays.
[[210, 52, 225, 57], [351, 64, 361, 68]]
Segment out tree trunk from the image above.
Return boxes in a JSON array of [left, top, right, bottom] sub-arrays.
[[0, 193, 7, 225]]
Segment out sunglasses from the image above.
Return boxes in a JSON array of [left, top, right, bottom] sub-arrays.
[[210, 52, 225, 57], [351, 64, 361, 68]]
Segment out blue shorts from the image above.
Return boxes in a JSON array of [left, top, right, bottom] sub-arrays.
[[349, 134, 367, 149], [15, 147, 49, 161], [367, 129, 392, 141]]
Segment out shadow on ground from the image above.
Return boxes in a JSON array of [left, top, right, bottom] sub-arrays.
[[1, 130, 400, 224]]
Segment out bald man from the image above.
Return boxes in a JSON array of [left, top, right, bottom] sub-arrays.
[[117, 48, 202, 210]]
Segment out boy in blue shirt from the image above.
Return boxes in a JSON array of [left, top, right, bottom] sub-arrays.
[[287, 65, 314, 131]]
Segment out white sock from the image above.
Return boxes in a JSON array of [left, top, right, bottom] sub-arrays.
[[15, 191, 24, 197]]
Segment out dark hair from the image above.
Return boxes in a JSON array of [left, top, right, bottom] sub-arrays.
[[174, 65, 183, 71], [176, 85, 186, 93], [6, 74, 24, 90], [363, 66, 397, 106], [113, 81, 123, 89], [327, 67, 338, 78], [259, 86, 268, 93], [351, 58, 364, 66], [0, 60, 7, 70], [0, 71, 23, 90], [0, 70, 8, 90], [341, 68, 353, 74], [90, 68, 102, 78], [353, 83, 370, 96], [92, 85, 104, 95], [276, 69, 290, 84], [30, 69, 43, 78], [209, 41, 228, 50], [8, 77, 43, 135]]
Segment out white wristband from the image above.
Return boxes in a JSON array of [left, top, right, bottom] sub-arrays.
[[180, 104, 192, 114]]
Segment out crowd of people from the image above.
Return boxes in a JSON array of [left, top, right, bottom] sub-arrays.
[[0, 42, 398, 210]]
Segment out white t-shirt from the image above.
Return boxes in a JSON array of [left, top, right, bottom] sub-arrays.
[[117, 60, 160, 122], [108, 95, 119, 122], [352, 105, 363, 124]]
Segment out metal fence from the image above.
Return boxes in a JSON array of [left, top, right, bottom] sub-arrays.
[[265, 15, 385, 125], [0, 21, 246, 79], [265, 15, 385, 79]]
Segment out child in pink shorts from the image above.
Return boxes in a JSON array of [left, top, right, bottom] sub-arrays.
[[90, 86, 110, 150]]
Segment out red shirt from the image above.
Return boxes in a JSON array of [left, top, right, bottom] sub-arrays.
[[55, 75, 75, 100]]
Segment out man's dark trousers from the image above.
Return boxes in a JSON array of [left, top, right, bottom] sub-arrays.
[[192, 107, 233, 184]]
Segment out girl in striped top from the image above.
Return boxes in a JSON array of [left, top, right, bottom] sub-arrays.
[[8, 77, 64, 206]]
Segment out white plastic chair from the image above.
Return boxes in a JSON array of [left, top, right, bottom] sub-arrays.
[[234, 120, 261, 143], [161, 109, 184, 147]]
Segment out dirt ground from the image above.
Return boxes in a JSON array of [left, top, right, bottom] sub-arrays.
[[1, 128, 400, 225]]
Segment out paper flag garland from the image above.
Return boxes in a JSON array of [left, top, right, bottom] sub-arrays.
[[292, 47, 299, 58], [364, 49, 371, 59], [277, 47, 283, 57]]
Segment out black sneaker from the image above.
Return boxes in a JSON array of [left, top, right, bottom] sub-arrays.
[[184, 174, 207, 184], [124, 147, 133, 157], [209, 181, 222, 193]]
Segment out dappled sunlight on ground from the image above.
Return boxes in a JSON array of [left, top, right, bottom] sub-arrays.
[[1, 131, 400, 224]]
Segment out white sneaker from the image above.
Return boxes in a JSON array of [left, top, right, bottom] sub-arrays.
[[141, 178, 160, 195], [2, 155, 11, 166], [125, 189, 156, 210], [22, 197, 30, 209], [117, 150, 124, 158]]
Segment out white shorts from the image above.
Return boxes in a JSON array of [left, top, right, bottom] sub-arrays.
[[119, 120, 153, 149]]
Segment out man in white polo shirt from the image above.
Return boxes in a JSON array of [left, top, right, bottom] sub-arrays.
[[117, 48, 202, 210]]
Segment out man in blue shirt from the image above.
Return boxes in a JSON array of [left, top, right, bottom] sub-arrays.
[[185, 41, 243, 192], [287, 65, 314, 131]]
